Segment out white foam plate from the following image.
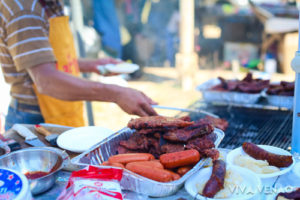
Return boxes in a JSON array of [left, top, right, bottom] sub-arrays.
[[293, 162, 300, 178], [57, 126, 114, 153], [185, 165, 261, 200], [227, 145, 295, 179], [104, 63, 139, 74]]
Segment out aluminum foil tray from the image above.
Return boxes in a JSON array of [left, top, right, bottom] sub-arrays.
[[266, 95, 294, 110], [196, 78, 262, 104], [71, 127, 224, 197]]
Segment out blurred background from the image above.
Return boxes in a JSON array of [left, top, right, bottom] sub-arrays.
[[0, 0, 299, 132]]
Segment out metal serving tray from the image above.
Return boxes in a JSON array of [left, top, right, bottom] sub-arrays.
[[196, 78, 262, 105], [266, 95, 293, 110], [71, 127, 224, 197]]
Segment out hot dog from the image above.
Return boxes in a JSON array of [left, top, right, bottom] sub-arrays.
[[165, 170, 181, 181], [202, 160, 226, 198], [108, 153, 155, 164], [110, 163, 125, 168], [101, 161, 110, 166], [126, 163, 172, 182], [159, 149, 200, 169], [242, 142, 293, 168], [125, 160, 164, 169], [177, 166, 193, 176]]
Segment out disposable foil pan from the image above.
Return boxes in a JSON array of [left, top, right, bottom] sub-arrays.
[[71, 127, 224, 197], [196, 78, 262, 104], [266, 95, 294, 110]]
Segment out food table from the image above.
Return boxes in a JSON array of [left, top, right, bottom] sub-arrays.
[[2, 104, 299, 200], [33, 149, 300, 200]]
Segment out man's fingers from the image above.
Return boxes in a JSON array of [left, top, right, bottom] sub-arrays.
[[141, 102, 158, 116], [134, 108, 148, 117]]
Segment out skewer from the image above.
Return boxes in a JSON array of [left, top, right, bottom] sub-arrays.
[[151, 105, 220, 118]]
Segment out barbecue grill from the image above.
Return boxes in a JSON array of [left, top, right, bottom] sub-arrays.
[[184, 101, 293, 150]]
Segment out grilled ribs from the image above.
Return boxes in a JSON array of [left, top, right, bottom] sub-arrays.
[[161, 143, 185, 154], [119, 133, 149, 150], [199, 116, 228, 131], [163, 123, 214, 142], [211, 73, 270, 94], [186, 137, 215, 152], [127, 116, 193, 130]]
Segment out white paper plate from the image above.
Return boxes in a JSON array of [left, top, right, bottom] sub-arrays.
[[293, 162, 300, 178], [105, 63, 139, 74], [57, 126, 114, 153], [185, 165, 262, 200], [227, 145, 295, 179]]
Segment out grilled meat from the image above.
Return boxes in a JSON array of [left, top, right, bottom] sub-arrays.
[[186, 137, 215, 152], [161, 143, 185, 154], [199, 116, 228, 131], [202, 149, 220, 161], [148, 137, 161, 158], [267, 81, 294, 96], [119, 133, 149, 150], [137, 128, 171, 135], [117, 146, 141, 154], [163, 123, 214, 142], [211, 73, 269, 94], [127, 116, 193, 130]]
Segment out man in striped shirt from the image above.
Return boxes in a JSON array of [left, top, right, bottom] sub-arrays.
[[0, 0, 157, 130]]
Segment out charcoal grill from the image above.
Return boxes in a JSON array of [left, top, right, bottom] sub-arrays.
[[184, 101, 293, 150]]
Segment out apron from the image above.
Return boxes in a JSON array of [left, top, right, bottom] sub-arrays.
[[34, 16, 85, 127]]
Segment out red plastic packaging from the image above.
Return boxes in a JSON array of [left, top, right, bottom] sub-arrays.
[[57, 166, 123, 200]]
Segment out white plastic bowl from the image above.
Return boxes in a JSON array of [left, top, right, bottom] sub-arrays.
[[227, 145, 295, 179], [185, 165, 262, 200], [293, 162, 300, 178]]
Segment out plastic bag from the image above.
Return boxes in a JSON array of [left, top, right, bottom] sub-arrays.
[[57, 166, 123, 200]]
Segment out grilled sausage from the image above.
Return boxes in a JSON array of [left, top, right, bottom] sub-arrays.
[[165, 170, 181, 181], [101, 161, 110, 166], [177, 166, 193, 176], [159, 149, 200, 169], [125, 160, 164, 169], [108, 153, 155, 164], [126, 163, 172, 182], [276, 188, 300, 200], [110, 163, 125, 168], [202, 160, 226, 198], [242, 142, 293, 168]]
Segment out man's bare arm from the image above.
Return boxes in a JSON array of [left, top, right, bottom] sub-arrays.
[[27, 62, 157, 116]]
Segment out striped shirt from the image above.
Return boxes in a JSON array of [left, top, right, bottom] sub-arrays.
[[0, 0, 63, 105]]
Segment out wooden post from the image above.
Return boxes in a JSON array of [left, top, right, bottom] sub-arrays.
[[176, 0, 198, 90]]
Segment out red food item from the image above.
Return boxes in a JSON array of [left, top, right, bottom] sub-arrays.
[[165, 170, 181, 181], [57, 166, 123, 200], [127, 116, 193, 130], [163, 123, 214, 142], [242, 142, 293, 168], [177, 166, 193, 176], [202, 160, 226, 198], [126, 163, 172, 182], [126, 160, 164, 169], [160, 149, 200, 169], [25, 171, 49, 179], [108, 153, 155, 164]]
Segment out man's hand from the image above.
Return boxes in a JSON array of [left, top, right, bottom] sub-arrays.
[[78, 58, 121, 76], [114, 87, 158, 117]]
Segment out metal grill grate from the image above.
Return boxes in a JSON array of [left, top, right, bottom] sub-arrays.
[[187, 101, 293, 150]]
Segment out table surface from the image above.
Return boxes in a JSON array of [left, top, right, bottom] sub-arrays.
[[3, 125, 300, 200], [34, 149, 300, 200]]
